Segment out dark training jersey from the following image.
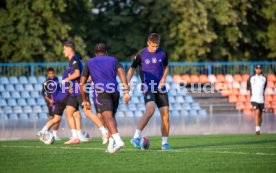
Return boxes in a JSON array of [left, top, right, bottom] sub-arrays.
[[81, 55, 123, 103], [68, 54, 83, 96], [53, 69, 70, 101], [41, 76, 59, 105], [131, 47, 168, 91]]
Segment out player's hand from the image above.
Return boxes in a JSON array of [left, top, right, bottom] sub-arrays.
[[158, 79, 166, 89], [49, 99, 55, 105], [82, 101, 91, 110], [124, 92, 131, 104]]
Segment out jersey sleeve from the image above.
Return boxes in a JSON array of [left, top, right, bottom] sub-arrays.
[[264, 75, 267, 91], [72, 59, 80, 71], [130, 52, 141, 69], [163, 52, 169, 66], [81, 63, 90, 78], [246, 76, 252, 91]]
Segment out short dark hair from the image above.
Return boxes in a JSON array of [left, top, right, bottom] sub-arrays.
[[63, 40, 75, 51], [47, 67, 55, 73], [95, 43, 107, 55], [148, 33, 160, 44]]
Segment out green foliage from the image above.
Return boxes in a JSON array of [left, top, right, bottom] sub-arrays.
[[0, 0, 275, 62]]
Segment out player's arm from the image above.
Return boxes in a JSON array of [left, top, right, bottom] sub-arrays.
[[80, 63, 90, 110], [41, 82, 54, 104], [246, 76, 252, 91], [117, 61, 131, 104], [159, 52, 169, 88], [127, 54, 141, 86], [264, 75, 267, 95], [63, 60, 81, 82]]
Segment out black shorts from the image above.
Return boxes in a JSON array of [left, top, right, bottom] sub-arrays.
[[251, 102, 264, 111], [144, 91, 169, 108], [67, 95, 83, 110], [53, 96, 69, 116], [47, 104, 55, 117], [94, 92, 119, 114]]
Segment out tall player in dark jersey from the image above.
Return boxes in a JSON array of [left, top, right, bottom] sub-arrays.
[[80, 43, 131, 154], [62, 41, 108, 145], [127, 33, 173, 150], [41, 67, 61, 140]]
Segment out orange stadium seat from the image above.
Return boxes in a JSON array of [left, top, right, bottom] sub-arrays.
[[265, 94, 273, 102], [267, 81, 275, 88], [233, 74, 242, 82], [228, 94, 237, 103], [267, 74, 276, 82], [208, 74, 217, 83], [190, 74, 199, 83], [236, 103, 245, 110], [243, 108, 253, 116], [237, 95, 247, 102], [181, 74, 190, 83], [199, 74, 209, 83], [216, 74, 225, 83], [242, 74, 250, 81], [173, 75, 182, 83]]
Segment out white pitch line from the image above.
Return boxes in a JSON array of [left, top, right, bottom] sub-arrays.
[[1, 145, 276, 156]]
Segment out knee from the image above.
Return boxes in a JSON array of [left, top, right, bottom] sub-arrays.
[[53, 117, 61, 123], [145, 108, 155, 118]]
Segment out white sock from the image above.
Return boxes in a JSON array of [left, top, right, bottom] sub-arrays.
[[71, 129, 78, 139], [108, 138, 115, 149], [77, 130, 83, 138], [133, 129, 141, 139], [256, 126, 261, 132], [162, 136, 168, 145], [112, 133, 123, 145], [41, 126, 48, 133], [53, 130, 58, 137], [99, 127, 107, 135]]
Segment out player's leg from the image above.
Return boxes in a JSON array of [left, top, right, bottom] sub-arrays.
[[64, 96, 79, 144], [131, 91, 156, 148], [157, 92, 173, 150], [255, 103, 264, 136]]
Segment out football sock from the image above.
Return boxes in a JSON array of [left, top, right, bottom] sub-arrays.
[[41, 126, 48, 133], [108, 138, 115, 149], [71, 129, 78, 139], [53, 130, 58, 137], [77, 130, 83, 138], [162, 136, 168, 145], [256, 126, 261, 132], [112, 133, 123, 145], [133, 129, 141, 139], [99, 127, 107, 135]]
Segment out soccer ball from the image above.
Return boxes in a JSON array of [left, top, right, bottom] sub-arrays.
[[82, 131, 91, 140], [41, 132, 54, 145], [140, 136, 150, 150]]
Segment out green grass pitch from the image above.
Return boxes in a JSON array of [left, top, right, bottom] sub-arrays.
[[1, 134, 276, 173]]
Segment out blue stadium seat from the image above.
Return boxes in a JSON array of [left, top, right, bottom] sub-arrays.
[[180, 110, 189, 116], [11, 91, 21, 99], [8, 114, 18, 120], [23, 106, 33, 113], [169, 96, 176, 103], [13, 106, 23, 113], [175, 96, 185, 103], [28, 76, 37, 84], [137, 103, 145, 111], [15, 84, 24, 91], [18, 76, 28, 84], [171, 110, 179, 117], [19, 113, 29, 120], [8, 99, 17, 106], [116, 111, 125, 117], [183, 103, 191, 111], [124, 111, 134, 117], [185, 95, 194, 103], [34, 84, 42, 91], [166, 75, 173, 83], [0, 84, 5, 92], [9, 76, 18, 84], [134, 111, 143, 117], [5, 84, 15, 92], [0, 77, 9, 84], [3, 107, 12, 114], [36, 98, 46, 106], [33, 105, 42, 113], [131, 97, 140, 104], [39, 113, 48, 120], [27, 98, 36, 106], [190, 110, 198, 116], [17, 98, 27, 106], [37, 76, 46, 84], [42, 106, 48, 113], [173, 103, 182, 111], [118, 104, 128, 111], [0, 99, 7, 107], [25, 84, 34, 91], [29, 113, 38, 119], [128, 104, 137, 111], [191, 103, 200, 110], [198, 110, 207, 117], [30, 91, 40, 98], [21, 91, 30, 98]]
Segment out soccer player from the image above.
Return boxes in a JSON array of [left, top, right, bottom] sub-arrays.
[[80, 43, 131, 154], [247, 65, 267, 136], [41, 67, 61, 140], [62, 41, 108, 144], [127, 33, 173, 150]]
